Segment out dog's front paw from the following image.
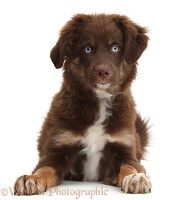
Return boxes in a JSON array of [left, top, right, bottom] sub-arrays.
[[121, 173, 152, 194], [14, 175, 47, 195]]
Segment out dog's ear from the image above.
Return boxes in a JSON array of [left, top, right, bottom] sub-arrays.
[[50, 42, 64, 69], [112, 15, 149, 65], [50, 14, 87, 69]]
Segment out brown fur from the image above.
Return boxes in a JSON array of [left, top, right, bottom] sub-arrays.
[[14, 14, 151, 195], [118, 164, 138, 187]]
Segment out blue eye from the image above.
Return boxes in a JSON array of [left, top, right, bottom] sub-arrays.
[[84, 46, 92, 53], [111, 45, 120, 53]]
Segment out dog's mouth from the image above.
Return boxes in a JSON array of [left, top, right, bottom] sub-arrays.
[[96, 83, 112, 90]]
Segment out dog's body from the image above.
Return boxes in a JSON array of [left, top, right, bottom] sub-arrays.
[[14, 14, 152, 195]]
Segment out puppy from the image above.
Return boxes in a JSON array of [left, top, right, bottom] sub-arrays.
[[14, 14, 152, 195]]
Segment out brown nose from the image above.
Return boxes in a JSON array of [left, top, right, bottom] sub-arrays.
[[96, 69, 110, 80]]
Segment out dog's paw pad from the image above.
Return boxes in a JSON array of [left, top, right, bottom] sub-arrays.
[[14, 175, 46, 195], [121, 173, 152, 194]]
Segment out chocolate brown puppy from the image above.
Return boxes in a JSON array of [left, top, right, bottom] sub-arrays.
[[14, 14, 151, 195]]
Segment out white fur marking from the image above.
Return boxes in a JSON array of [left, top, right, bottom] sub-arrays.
[[95, 88, 113, 99], [122, 173, 152, 193], [96, 83, 111, 90], [81, 98, 113, 181]]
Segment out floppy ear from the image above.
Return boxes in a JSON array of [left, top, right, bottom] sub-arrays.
[[50, 41, 64, 69], [50, 14, 88, 69], [112, 15, 149, 65]]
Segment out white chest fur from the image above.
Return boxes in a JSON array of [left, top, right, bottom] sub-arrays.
[[81, 97, 113, 181]]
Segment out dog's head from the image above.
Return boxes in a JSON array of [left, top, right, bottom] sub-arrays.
[[50, 14, 148, 96]]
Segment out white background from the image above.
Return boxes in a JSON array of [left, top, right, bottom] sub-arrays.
[[0, 0, 179, 199]]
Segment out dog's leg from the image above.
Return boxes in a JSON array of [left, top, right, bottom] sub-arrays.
[[14, 166, 58, 195], [117, 164, 152, 193], [14, 144, 79, 195]]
